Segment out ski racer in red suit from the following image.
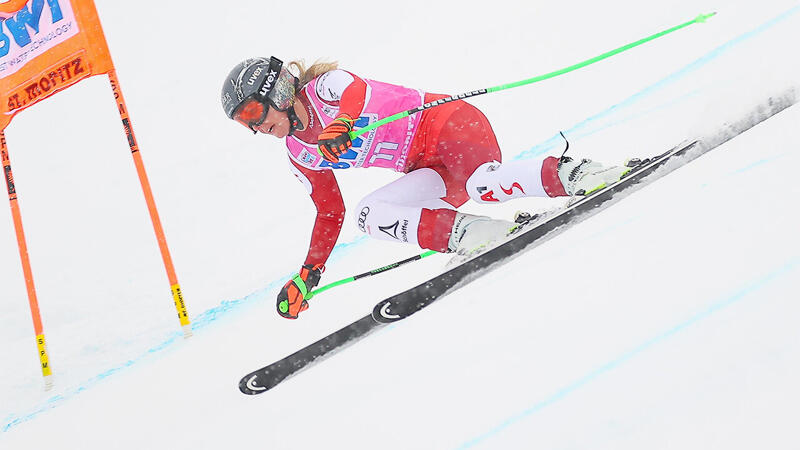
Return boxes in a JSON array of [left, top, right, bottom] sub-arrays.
[[221, 56, 630, 319]]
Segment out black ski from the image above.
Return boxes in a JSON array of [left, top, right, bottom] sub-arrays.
[[240, 140, 701, 395], [239, 314, 383, 394], [372, 140, 701, 322]]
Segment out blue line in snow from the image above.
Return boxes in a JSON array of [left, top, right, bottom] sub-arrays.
[[2, 235, 374, 433], [698, 153, 787, 189], [1, 238, 365, 433], [515, 4, 800, 161], [458, 256, 800, 449], [732, 157, 774, 174]]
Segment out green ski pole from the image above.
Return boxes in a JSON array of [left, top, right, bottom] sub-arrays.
[[305, 250, 438, 300], [349, 12, 716, 140]]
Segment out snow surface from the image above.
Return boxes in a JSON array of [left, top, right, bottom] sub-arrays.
[[2, 0, 800, 448]]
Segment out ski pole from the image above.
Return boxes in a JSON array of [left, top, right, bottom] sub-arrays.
[[350, 12, 716, 139], [306, 250, 438, 300]]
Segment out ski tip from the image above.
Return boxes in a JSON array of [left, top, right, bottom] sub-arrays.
[[239, 373, 269, 395]]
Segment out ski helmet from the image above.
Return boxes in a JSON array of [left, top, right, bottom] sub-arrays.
[[221, 56, 301, 134]]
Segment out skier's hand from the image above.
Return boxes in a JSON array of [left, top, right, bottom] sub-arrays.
[[317, 114, 355, 163], [277, 264, 324, 319]]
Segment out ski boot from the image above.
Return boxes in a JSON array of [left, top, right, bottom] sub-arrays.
[[447, 213, 516, 255], [557, 156, 633, 196]]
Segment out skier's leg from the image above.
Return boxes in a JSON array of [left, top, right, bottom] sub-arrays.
[[358, 100, 629, 254], [465, 158, 552, 203], [356, 167, 451, 209], [427, 101, 521, 252], [465, 155, 633, 203], [355, 168, 457, 251]]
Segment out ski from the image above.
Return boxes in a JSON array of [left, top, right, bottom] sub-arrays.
[[239, 314, 383, 394], [240, 140, 703, 395], [372, 140, 701, 323]]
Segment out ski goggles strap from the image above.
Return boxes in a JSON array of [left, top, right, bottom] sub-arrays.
[[253, 56, 284, 105]]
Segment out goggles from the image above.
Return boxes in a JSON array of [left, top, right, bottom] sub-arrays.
[[233, 98, 269, 133], [233, 57, 297, 133]]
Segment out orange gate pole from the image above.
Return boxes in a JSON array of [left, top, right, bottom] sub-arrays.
[[107, 71, 192, 338], [1, 132, 53, 390]]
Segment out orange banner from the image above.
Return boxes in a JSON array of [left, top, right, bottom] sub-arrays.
[[0, 0, 114, 130], [0, 1, 30, 19]]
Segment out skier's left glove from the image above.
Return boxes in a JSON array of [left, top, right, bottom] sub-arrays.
[[317, 114, 355, 163], [277, 264, 324, 319]]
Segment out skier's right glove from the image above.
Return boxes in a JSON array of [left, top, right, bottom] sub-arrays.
[[276, 264, 324, 319]]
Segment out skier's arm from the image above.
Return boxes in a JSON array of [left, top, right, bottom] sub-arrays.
[[316, 69, 367, 119], [316, 70, 368, 162], [289, 159, 346, 266], [336, 71, 367, 118]]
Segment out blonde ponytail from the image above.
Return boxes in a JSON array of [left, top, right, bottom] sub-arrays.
[[288, 59, 339, 87]]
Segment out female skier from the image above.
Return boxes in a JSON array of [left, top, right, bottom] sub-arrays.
[[221, 56, 629, 319]]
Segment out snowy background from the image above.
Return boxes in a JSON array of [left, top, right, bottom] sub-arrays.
[[2, 0, 799, 448]]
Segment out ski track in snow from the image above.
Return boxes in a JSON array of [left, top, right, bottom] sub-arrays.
[[2, 2, 800, 441], [459, 256, 800, 448], [517, 3, 800, 160], [1, 237, 370, 432]]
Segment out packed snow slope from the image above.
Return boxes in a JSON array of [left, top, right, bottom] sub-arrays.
[[2, 0, 799, 448]]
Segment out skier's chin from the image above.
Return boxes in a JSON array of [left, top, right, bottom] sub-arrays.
[[272, 125, 289, 139]]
